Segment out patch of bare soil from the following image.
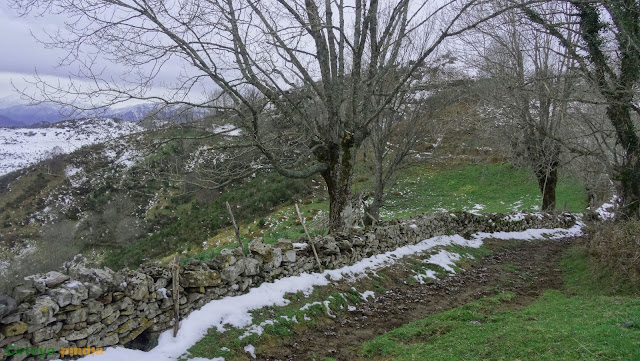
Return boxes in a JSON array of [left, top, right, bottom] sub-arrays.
[[257, 237, 575, 361]]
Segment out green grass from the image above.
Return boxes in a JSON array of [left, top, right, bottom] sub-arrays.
[[361, 290, 640, 360], [562, 246, 640, 297], [361, 245, 640, 360], [379, 163, 586, 219]]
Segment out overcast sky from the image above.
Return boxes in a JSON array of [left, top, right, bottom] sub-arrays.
[[0, 0, 459, 107], [0, 3, 67, 101], [0, 3, 198, 106]]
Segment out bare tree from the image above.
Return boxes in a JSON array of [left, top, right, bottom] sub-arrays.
[[10, 0, 513, 231], [521, 0, 640, 218], [462, 3, 578, 211], [362, 57, 460, 224]]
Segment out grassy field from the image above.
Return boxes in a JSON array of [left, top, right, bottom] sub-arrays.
[[379, 163, 586, 218], [360, 247, 640, 361], [183, 162, 587, 263]]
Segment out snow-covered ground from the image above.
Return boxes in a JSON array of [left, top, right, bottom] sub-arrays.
[[64, 220, 584, 361], [0, 118, 143, 176]]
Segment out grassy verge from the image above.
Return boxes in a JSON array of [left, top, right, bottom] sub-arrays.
[[361, 290, 640, 360], [361, 242, 640, 361]]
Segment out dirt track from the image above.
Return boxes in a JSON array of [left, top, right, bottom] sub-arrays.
[[257, 237, 575, 360]]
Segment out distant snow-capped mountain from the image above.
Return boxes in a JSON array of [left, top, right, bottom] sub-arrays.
[[106, 103, 213, 122], [0, 103, 67, 126], [0, 99, 214, 127], [0, 118, 144, 176]]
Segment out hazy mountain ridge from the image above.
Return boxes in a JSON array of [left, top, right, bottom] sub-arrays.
[[0, 100, 215, 126]]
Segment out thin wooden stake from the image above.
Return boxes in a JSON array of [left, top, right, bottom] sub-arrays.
[[172, 254, 180, 337], [295, 203, 323, 272], [226, 201, 247, 255], [366, 212, 378, 226]]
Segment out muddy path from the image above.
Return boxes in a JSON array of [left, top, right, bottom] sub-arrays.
[[257, 237, 575, 361]]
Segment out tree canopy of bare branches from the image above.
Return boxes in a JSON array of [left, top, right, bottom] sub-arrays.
[[10, 0, 512, 231]]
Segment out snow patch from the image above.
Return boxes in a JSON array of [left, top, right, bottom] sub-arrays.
[[595, 196, 617, 220], [414, 270, 437, 284], [469, 204, 485, 215], [0, 118, 143, 176], [426, 250, 461, 273], [360, 290, 375, 301], [157, 288, 168, 299], [244, 344, 256, 359]]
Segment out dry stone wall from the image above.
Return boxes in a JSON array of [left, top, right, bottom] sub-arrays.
[[0, 212, 577, 360]]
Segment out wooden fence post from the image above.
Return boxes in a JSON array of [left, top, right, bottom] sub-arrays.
[[295, 204, 323, 272], [172, 254, 180, 337], [226, 201, 247, 255]]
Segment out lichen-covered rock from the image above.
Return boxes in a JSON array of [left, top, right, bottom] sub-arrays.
[[139, 262, 171, 280], [248, 240, 273, 260], [86, 283, 104, 299], [319, 237, 340, 255], [277, 239, 293, 251], [118, 297, 135, 315], [219, 248, 237, 267], [31, 322, 62, 343], [62, 282, 89, 306], [221, 262, 244, 284], [282, 250, 296, 263], [47, 288, 72, 308], [102, 310, 120, 326], [144, 302, 161, 319], [123, 271, 151, 301], [0, 295, 17, 319], [262, 247, 282, 271], [68, 266, 117, 292], [119, 317, 154, 344], [154, 278, 169, 291], [338, 239, 352, 251], [65, 308, 88, 324], [66, 323, 103, 341], [12, 286, 35, 305], [86, 300, 104, 315], [88, 332, 118, 347], [238, 258, 260, 276], [24, 297, 59, 325], [1, 321, 28, 336], [181, 270, 221, 288], [43, 271, 71, 288]]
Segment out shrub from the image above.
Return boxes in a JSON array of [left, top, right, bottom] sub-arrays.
[[582, 219, 640, 295]]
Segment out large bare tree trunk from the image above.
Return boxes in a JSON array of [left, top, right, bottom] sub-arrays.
[[321, 135, 357, 232], [364, 154, 385, 226], [608, 103, 640, 218], [536, 165, 558, 212]]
